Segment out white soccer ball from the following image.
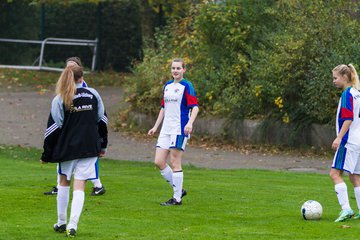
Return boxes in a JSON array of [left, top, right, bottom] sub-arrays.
[[301, 200, 323, 220]]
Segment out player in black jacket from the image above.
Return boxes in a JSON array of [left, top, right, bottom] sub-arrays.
[[40, 65, 108, 237], [43, 57, 106, 196]]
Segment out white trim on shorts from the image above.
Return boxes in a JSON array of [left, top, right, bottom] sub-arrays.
[[332, 144, 360, 174], [58, 157, 99, 181], [156, 133, 188, 151]]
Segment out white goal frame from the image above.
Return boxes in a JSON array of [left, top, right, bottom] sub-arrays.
[[0, 37, 98, 72]]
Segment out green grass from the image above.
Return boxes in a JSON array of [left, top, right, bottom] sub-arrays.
[[0, 145, 359, 239]]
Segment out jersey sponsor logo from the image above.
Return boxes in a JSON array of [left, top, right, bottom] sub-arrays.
[[164, 98, 179, 103], [70, 104, 93, 112], [73, 92, 93, 99]]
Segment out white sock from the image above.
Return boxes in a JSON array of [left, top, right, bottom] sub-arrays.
[[57, 186, 70, 225], [68, 190, 85, 230], [354, 187, 360, 212], [172, 171, 183, 202], [91, 178, 102, 188], [335, 182, 351, 211], [160, 164, 173, 187]]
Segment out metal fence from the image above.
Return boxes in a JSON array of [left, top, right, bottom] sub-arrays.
[[0, 37, 98, 72]]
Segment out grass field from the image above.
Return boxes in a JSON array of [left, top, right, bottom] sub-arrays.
[[1, 145, 359, 239]]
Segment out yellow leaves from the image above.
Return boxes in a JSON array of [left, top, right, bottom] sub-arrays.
[[339, 225, 351, 229], [38, 89, 48, 95], [274, 96, 290, 123], [274, 96, 283, 109], [205, 91, 214, 101], [182, 56, 192, 65], [282, 112, 290, 124], [254, 85, 262, 97]]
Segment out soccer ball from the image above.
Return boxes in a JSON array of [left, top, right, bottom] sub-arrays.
[[301, 200, 323, 220]]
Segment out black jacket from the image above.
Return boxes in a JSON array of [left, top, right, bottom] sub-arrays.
[[41, 86, 108, 163]]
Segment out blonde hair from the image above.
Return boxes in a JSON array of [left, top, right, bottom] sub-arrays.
[[56, 66, 83, 109], [333, 64, 360, 90]]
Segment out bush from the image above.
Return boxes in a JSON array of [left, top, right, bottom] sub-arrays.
[[126, 0, 360, 128], [247, 1, 360, 125]]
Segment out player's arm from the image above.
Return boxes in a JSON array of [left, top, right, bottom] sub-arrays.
[[98, 110, 108, 157], [148, 108, 164, 135], [41, 97, 64, 162], [184, 83, 199, 135], [332, 120, 352, 150], [184, 106, 199, 135], [332, 92, 355, 150], [91, 88, 108, 156]]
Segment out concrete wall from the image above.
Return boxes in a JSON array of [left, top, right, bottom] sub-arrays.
[[130, 113, 335, 148]]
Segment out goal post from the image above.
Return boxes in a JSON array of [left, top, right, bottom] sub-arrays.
[[0, 37, 98, 72]]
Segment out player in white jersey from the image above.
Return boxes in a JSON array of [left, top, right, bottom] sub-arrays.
[[330, 64, 360, 222], [148, 58, 199, 206]]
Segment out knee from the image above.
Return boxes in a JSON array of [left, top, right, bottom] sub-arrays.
[[170, 159, 181, 171], [154, 158, 166, 170], [59, 175, 70, 187], [330, 170, 342, 183], [349, 174, 360, 187]]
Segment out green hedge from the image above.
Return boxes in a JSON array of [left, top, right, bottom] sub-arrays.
[[0, 0, 39, 65]]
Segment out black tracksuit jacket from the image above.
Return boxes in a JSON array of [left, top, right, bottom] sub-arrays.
[[41, 85, 108, 163]]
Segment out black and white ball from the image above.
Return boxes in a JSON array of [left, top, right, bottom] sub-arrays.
[[301, 200, 322, 220]]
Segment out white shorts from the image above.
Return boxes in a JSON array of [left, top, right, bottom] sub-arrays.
[[156, 133, 188, 151], [332, 144, 360, 174], [58, 157, 99, 181]]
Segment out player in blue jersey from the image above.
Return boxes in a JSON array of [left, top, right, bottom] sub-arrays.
[[41, 65, 108, 237], [44, 57, 106, 196], [148, 58, 199, 206], [330, 64, 360, 222]]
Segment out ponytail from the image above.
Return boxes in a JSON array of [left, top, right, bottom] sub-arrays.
[[56, 66, 83, 109], [348, 64, 360, 90]]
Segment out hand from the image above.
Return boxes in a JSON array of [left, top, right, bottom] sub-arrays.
[[332, 137, 341, 151], [148, 127, 157, 136], [184, 123, 193, 135], [99, 150, 106, 157]]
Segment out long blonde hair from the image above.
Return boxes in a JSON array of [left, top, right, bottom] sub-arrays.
[[55, 66, 83, 109], [332, 64, 360, 90]]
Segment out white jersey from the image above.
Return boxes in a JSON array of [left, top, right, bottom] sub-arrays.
[[336, 87, 360, 151], [160, 79, 198, 135]]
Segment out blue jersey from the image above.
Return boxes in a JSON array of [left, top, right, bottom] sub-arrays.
[[336, 87, 360, 151]]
